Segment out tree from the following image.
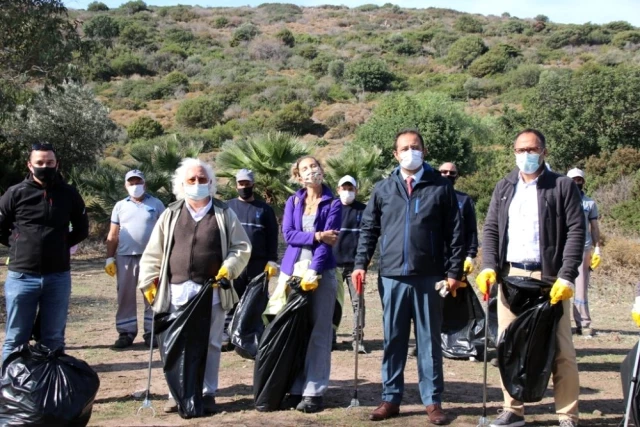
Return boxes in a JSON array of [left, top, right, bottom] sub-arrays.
[[216, 132, 310, 207], [127, 116, 164, 139], [87, 1, 109, 11], [534, 14, 549, 23], [345, 58, 395, 92], [120, 0, 148, 14], [176, 96, 225, 128], [325, 144, 384, 201], [447, 36, 487, 68], [84, 15, 120, 47]]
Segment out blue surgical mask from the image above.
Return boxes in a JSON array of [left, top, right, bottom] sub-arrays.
[[516, 152, 542, 174], [184, 183, 210, 200]]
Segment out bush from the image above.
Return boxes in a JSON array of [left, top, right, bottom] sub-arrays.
[[269, 101, 314, 134], [507, 64, 542, 88], [87, 1, 109, 11], [534, 14, 549, 23], [170, 6, 198, 22], [454, 16, 483, 34], [468, 44, 519, 77], [309, 54, 332, 76], [612, 31, 640, 49], [127, 116, 164, 139], [324, 111, 345, 127], [84, 15, 120, 41], [250, 40, 291, 62], [230, 23, 260, 47], [328, 59, 345, 80], [120, 0, 148, 14], [502, 19, 526, 34], [159, 43, 188, 59], [164, 71, 189, 87], [604, 21, 634, 32], [430, 32, 459, 57], [213, 16, 229, 28], [203, 124, 234, 150], [546, 27, 587, 49], [356, 4, 379, 11], [296, 44, 318, 60], [276, 28, 295, 47], [176, 96, 225, 128], [110, 52, 151, 76], [447, 35, 487, 68], [120, 23, 151, 49], [345, 58, 395, 92], [165, 28, 195, 45]]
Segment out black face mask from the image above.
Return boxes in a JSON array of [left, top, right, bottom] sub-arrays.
[[576, 183, 584, 191], [32, 167, 57, 185], [238, 186, 254, 200], [445, 175, 457, 186]]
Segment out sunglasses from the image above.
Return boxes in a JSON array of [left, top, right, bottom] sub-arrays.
[[439, 170, 458, 177], [31, 143, 55, 152]]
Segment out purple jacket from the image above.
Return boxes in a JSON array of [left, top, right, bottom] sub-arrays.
[[281, 185, 342, 275]]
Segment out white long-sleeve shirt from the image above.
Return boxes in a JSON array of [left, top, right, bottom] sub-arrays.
[[506, 175, 541, 264]]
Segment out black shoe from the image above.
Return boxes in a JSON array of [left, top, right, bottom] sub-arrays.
[[203, 395, 217, 414], [144, 335, 158, 349], [281, 394, 302, 410], [490, 410, 525, 427], [409, 346, 417, 357], [112, 334, 133, 349], [296, 396, 323, 413], [574, 327, 582, 336], [221, 341, 235, 352]]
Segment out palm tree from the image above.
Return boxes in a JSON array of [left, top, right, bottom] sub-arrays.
[[325, 144, 385, 202], [216, 132, 310, 208]]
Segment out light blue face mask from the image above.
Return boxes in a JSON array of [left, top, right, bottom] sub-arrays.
[[184, 183, 210, 200], [516, 152, 542, 174]]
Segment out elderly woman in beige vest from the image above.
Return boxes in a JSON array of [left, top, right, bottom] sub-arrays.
[[138, 158, 251, 414]]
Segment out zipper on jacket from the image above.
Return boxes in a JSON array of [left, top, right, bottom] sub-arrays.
[[402, 198, 410, 276]]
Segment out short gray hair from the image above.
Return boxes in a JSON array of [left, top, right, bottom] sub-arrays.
[[172, 158, 217, 201]]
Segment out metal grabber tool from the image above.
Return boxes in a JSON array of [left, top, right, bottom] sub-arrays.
[[478, 291, 491, 427], [137, 318, 156, 417], [348, 275, 364, 409]]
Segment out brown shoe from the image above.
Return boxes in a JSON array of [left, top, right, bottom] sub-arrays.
[[369, 401, 400, 421], [426, 403, 448, 425]]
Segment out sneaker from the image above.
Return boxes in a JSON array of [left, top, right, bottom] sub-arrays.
[[490, 410, 525, 427], [352, 341, 367, 354], [582, 328, 594, 338], [112, 334, 134, 349], [143, 335, 158, 349], [163, 397, 178, 413], [559, 419, 577, 427], [281, 394, 302, 410], [296, 396, 323, 413], [203, 395, 217, 414], [490, 357, 499, 367], [574, 327, 582, 336]]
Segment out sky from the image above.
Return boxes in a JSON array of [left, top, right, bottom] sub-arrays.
[[63, 0, 640, 26]]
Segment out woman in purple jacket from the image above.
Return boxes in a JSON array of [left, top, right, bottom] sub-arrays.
[[280, 155, 342, 413]]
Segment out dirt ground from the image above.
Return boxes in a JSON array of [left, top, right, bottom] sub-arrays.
[[0, 252, 635, 426]]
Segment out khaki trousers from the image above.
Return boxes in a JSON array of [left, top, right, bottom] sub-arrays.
[[498, 266, 579, 422]]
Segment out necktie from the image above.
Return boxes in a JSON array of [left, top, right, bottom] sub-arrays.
[[406, 176, 414, 197]]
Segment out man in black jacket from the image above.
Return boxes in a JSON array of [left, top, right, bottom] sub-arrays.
[[476, 129, 584, 427], [352, 129, 464, 425], [0, 143, 89, 361], [334, 175, 367, 353]]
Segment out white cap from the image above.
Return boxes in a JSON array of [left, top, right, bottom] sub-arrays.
[[338, 175, 357, 188], [567, 168, 585, 179]]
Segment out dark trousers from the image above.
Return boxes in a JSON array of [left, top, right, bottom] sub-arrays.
[[224, 259, 267, 340], [378, 275, 443, 406]]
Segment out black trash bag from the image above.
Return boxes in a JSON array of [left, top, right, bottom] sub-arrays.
[[498, 298, 563, 403], [253, 277, 311, 412], [154, 279, 215, 419], [0, 343, 100, 426], [229, 272, 270, 360], [621, 341, 640, 427], [441, 281, 487, 359], [501, 276, 553, 315]]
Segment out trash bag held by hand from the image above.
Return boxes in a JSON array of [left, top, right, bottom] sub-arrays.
[[498, 299, 563, 403], [621, 341, 640, 427], [229, 272, 270, 360], [253, 276, 311, 412], [154, 280, 214, 419], [501, 276, 553, 315], [0, 344, 100, 426], [441, 280, 487, 359]]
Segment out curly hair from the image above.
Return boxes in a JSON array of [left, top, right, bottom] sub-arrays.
[[172, 157, 217, 200]]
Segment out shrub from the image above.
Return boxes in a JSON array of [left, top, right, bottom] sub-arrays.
[[431, 32, 459, 57], [546, 27, 587, 49], [213, 16, 229, 28], [507, 64, 542, 88], [276, 28, 295, 47], [604, 21, 634, 32], [324, 111, 345, 127], [356, 4, 379, 11], [328, 59, 345, 80], [230, 23, 260, 47], [502, 19, 526, 34], [87, 1, 109, 11], [110, 52, 151, 76], [165, 28, 195, 45], [612, 31, 640, 49], [159, 43, 188, 59], [249, 40, 291, 62], [447, 35, 487, 68], [119, 23, 150, 49], [120, 0, 147, 14], [269, 101, 314, 134], [534, 14, 549, 23], [468, 44, 519, 77], [296, 44, 318, 60], [170, 6, 198, 22], [84, 15, 120, 41], [164, 71, 189, 87], [127, 116, 164, 139], [345, 58, 395, 92], [176, 96, 225, 128], [203, 124, 234, 150], [309, 54, 332, 77], [454, 16, 483, 34]]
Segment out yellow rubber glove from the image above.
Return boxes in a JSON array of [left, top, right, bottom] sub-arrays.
[[451, 280, 467, 298], [463, 257, 474, 275], [143, 280, 157, 304], [300, 269, 318, 292], [104, 257, 117, 277], [633, 310, 640, 328], [550, 278, 574, 305], [215, 265, 229, 281], [590, 247, 602, 270], [475, 268, 496, 296], [264, 261, 279, 280]]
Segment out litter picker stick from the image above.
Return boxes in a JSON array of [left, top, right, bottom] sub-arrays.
[[137, 319, 156, 417], [348, 275, 364, 409], [477, 291, 490, 427], [624, 340, 640, 427]]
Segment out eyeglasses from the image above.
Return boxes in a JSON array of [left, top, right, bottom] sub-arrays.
[[514, 147, 543, 155], [439, 170, 458, 177], [31, 143, 55, 152]]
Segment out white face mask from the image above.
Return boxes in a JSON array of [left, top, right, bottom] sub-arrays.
[[339, 190, 355, 204], [515, 152, 542, 175], [127, 184, 144, 199], [184, 183, 211, 200], [399, 149, 423, 171], [302, 169, 323, 186]]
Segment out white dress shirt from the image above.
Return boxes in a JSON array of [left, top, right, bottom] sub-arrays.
[[400, 166, 424, 189], [171, 198, 220, 307], [506, 175, 541, 264]]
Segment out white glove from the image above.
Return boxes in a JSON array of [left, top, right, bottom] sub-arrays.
[[435, 280, 450, 298]]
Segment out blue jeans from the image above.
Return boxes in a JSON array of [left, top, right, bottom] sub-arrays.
[[378, 275, 443, 406], [3, 270, 72, 361]]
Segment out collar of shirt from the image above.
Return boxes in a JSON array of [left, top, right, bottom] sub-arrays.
[[400, 166, 424, 186], [126, 194, 148, 202], [184, 198, 213, 222], [517, 172, 539, 188]]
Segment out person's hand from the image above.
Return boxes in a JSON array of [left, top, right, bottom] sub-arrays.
[[104, 257, 117, 277], [354, 273, 364, 295], [591, 247, 601, 270], [448, 278, 466, 298], [300, 269, 318, 291], [463, 257, 474, 275], [550, 278, 574, 305], [475, 269, 496, 296], [352, 269, 366, 293], [316, 230, 339, 246], [264, 261, 279, 280], [143, 279, 158, 304], [215, 265, 229, 281]]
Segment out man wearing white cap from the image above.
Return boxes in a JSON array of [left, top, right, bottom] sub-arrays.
[[334, 175, 368, 353], [567, 168, 601, 337], [105, 169, 165, 348]]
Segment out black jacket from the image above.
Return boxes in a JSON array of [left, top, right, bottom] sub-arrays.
[[0, 176, 89, 274], [355, 164, 464, 280], [334, 200, 366, 266], [481, 168, 585, 283], [227, 198, 278, 262], [455, 190, 479, 259]]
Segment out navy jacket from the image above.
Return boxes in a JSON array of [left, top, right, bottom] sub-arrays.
[[227, 198, 278, 263], [334, 200, 366, 266], [354, 164, 464, 280], [455, 190, 478, 259]]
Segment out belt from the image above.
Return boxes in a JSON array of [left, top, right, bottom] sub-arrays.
[[509, 262, 541, 271]]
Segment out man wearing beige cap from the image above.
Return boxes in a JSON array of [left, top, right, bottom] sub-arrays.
[[567, 167, 601, 338]]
